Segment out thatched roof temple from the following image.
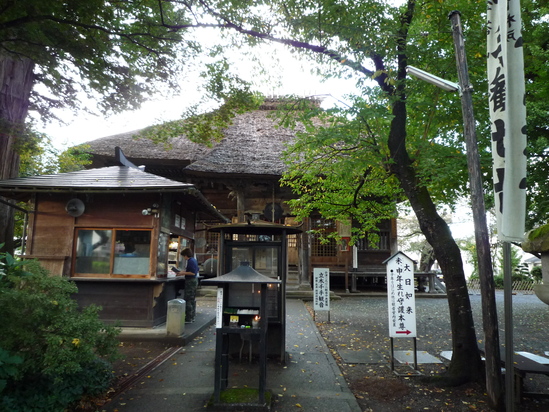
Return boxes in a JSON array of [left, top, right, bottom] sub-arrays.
[[84, 98, 320, 180]]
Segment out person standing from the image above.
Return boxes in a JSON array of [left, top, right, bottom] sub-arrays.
[[179, 248, 199, 323]]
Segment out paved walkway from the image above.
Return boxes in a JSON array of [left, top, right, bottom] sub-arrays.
[[105, 299, 362, 412]]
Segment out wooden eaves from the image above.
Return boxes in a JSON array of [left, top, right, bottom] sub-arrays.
[[0, 165, 229, 223]]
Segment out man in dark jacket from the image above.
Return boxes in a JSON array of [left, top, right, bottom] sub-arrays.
[[179, 248, 199, 323]]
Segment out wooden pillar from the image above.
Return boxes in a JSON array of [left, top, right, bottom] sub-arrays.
[[299, 219, 311, 288], [236, 189, 245, 223]]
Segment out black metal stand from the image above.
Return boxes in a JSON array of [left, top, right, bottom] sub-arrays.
[[390, 337, 421, 376], [213, 283, 269, 405]]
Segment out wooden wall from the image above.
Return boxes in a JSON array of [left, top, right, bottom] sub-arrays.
[[26, 194, 75, 276], [26, 193, 162, 277]]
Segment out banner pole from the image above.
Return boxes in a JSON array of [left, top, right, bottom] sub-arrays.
[[503, 241, 514, 411]]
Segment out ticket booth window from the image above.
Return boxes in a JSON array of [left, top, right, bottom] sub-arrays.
[[74, 229, 151, 277]]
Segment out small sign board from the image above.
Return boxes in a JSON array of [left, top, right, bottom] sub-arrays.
[[215, 287, 224, 329], [385, 252, 416, 338], [313, 268, 330, 311]]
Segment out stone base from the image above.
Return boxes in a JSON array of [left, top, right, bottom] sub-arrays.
[[534, 284, 549, 305]]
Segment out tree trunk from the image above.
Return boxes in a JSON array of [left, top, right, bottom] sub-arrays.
[[419, 244, 435, 272], [388, 97, 484, 382], [0, 53, 35, 253]]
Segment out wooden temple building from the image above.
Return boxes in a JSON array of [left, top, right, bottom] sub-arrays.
[[0, 100, 443, 327], [81, 99, 400, 293]]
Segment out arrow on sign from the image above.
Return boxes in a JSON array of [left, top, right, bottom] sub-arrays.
[[396, 330, 412, 335]]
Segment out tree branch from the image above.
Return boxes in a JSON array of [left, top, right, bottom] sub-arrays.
[[162, 1, 375, 78]]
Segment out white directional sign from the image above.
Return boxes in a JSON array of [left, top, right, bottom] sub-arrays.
[[215, 287, 224, 329], [313, 268, 330, 311], [385, 252, 416, 338]]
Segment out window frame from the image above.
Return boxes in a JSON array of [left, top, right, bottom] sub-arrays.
[[72, 228, 153, 278]]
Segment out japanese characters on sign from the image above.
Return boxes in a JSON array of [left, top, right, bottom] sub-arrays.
[[386, 252, 416, 338], [215, 287, 224, 329], [313, 268, 330, 311]]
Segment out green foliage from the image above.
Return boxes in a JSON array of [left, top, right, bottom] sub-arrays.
[[0, 248, 120, 411], [458, 237, 480, 279], [0, 348, 23, 393], [527, 222, 549, 241], [496, 244, 524, 277], [173, 0, 493, 242], [522, 0, 549, 229], [493, 272, 535, 288], [493, 275, 504, 288], [531, 265, 542, 282], [14, 133, 92, 249], [19, 131, 92, 177], [281, 94, 400, 240], [215, 387, 272, 405], [1, 0, 191, 120], [513, 263, 531, 281], [139, 59, 264, 146]]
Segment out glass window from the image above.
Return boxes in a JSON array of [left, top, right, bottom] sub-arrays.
[[254, 246, 278, 278], [74, 229, 152, 277], [113, 230, 151, 275], [227, 246, 279, 278], [311, 218, 337, 257], [230, 247, 253, 270], [75, 229, 113, 274]]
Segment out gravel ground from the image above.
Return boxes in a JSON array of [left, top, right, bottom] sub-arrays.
[[310, 291, 549, 411]]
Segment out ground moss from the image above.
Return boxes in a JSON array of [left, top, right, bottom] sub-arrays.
[[209, 387, 272, 406]]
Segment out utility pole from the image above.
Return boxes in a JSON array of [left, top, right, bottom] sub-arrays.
[[449, 11, 504, 411]]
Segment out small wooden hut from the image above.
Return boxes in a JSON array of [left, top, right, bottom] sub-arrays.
[[0, 162, 228, 327]]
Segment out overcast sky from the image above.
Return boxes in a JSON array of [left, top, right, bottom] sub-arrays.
[[37, 39, 359, 150]]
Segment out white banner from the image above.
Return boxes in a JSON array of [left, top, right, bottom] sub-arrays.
[[487, 0, 527, 242]]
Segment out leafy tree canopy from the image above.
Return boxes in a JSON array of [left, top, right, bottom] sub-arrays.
[[523, 1, 549, 229], [1, 0, 192, 122]]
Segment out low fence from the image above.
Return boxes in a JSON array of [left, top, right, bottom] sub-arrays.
[[467, 278, 541, 295]]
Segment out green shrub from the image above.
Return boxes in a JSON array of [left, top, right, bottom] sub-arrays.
[[0, 249, 120, 411], [0, 348, 23, 393], [493, 275, 504, 288], [531, 265, 542, 282]]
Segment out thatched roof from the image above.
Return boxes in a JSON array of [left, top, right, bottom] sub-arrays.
[[185, 109, 301, 177], [82, 99, 318, 178], [82, 129, 211, 165]]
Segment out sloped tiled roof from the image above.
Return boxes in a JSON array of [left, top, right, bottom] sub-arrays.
[[0, 166, 193, 193], [0, 166, 229, 222]]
